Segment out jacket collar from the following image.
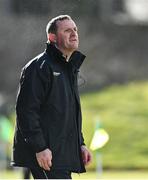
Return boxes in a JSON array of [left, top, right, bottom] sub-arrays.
[[45, 43, 86, 69]]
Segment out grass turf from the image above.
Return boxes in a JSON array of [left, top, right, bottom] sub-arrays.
[[1, 169, 148, 179]]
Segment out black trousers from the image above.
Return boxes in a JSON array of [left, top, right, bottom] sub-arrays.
[[23, 168, 31, 179], [30, 168, 72, 179]]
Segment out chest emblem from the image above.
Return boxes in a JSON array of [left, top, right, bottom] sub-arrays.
[[53, 72, 61, 76]]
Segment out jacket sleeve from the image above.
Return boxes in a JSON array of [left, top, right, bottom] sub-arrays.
[[16, 61, 51, 153], [76, 71, 86, 146], [78, 105, 85, 146], [80, 132, 85, 146]]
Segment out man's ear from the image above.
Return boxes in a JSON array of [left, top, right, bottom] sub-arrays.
[[48, 33, 57, 43]]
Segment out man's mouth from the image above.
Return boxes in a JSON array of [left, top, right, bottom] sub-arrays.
[[70, 39, 77, 42]]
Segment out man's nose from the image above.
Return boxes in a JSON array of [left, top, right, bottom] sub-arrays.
[[71, 30, 78, 37]]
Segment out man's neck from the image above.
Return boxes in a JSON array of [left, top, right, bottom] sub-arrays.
[[63, 53, 72, 62], [55, 44, 73, 62]]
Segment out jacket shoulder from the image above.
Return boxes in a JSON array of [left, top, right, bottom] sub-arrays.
[[20, 52, 53, 84], [23, 52, 52, 74]]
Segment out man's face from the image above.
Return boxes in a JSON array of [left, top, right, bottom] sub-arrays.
[[55, 19, 79, 53]]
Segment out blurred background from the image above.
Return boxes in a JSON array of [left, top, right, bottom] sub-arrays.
[[1, 0, 148, 179]]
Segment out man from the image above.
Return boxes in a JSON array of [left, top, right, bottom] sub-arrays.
[[11, 15, 92, 179]]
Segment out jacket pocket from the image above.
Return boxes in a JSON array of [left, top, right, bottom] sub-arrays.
[[47, 104, 64, 115]]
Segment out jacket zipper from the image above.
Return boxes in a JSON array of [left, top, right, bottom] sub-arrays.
[[66, 64, 80, 172], [70, 66, 82, 173]]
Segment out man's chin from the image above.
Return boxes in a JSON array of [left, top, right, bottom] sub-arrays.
[[70, 42, 78, 48], [71, 47, 78, 52], [66, 44, 79, 53], [71, 45, 79, 51]]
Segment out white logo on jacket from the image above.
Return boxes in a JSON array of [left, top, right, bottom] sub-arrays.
[[53, 72, 61, 76]]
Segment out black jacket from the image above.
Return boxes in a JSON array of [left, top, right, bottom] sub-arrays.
[[11, 43, 86, 173]]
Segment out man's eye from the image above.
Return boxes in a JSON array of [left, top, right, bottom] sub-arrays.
[[74, 28, 78, 32], [65, 29, 71, 33], [65, 28, 78, 33]]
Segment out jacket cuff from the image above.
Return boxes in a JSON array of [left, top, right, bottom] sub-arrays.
[[24, 134, 48, 153], [81, 142, 86, 146], [35, 145, 48, 153]]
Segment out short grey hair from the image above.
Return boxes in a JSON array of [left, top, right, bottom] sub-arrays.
[[46, 15, 72, 35]]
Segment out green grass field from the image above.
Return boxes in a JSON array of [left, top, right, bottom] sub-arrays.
[[81, 81, 148, 169], [1, 169, 148, 179]]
